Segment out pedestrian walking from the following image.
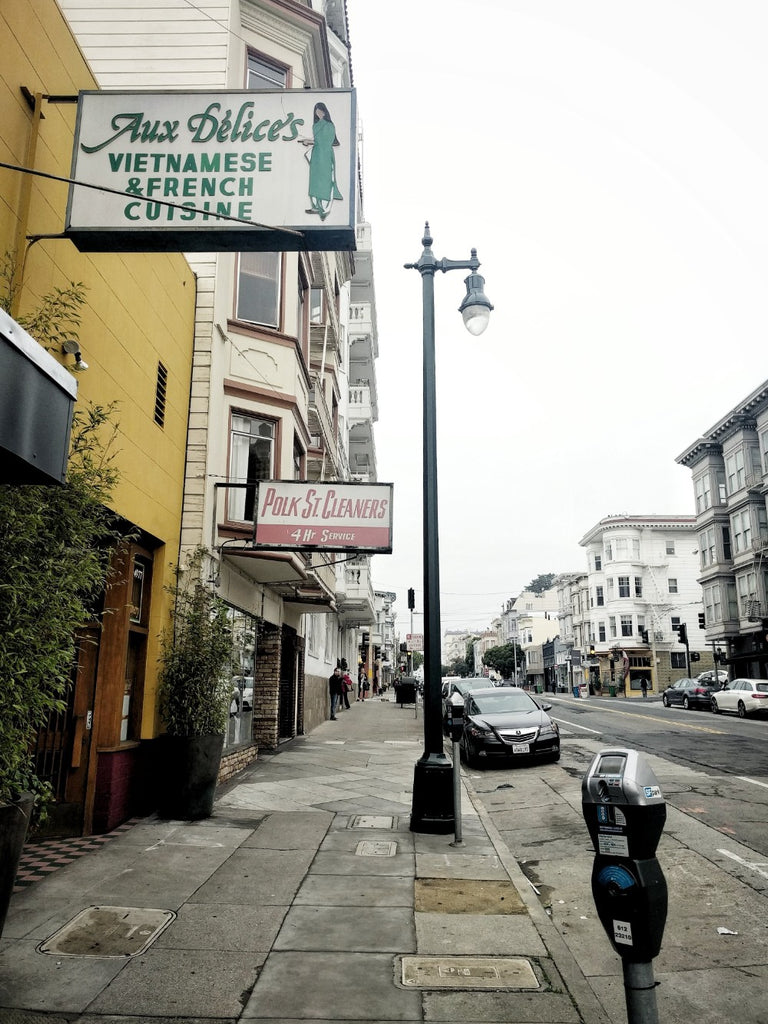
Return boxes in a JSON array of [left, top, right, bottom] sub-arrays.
[[328, 665, 343, 720], [640, 676, 649, 699]]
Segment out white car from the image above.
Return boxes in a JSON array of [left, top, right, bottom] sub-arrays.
[[711, 678, 768, 718]]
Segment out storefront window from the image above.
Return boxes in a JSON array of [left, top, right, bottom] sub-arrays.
[[225, 606, 259, 749]]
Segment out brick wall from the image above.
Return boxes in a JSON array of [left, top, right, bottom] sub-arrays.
[[218, 743, 258, 784], [253, 622, 281, 749]]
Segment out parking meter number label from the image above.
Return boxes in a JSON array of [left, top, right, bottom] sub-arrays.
[[598, 834, 629, 857], [613, 920, 633, 946]]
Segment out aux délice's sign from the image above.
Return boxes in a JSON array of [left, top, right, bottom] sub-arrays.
[[254, 481, 393, 553], [66, 89, 356, 252]]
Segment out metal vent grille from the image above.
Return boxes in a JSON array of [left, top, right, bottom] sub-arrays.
[[154, 361, 167, 427]]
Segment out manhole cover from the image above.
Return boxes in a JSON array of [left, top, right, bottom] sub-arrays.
[[415, 877, 527, 915], [350, 815, 396, 829], [38, 906, 175, 958], [401, 955, 539, 990], [356, 840, 397, 857]]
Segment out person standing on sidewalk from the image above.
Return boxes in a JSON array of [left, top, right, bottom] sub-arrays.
[[640, 675, 649, 698], [341, 668, 353, 710], [328, 665, 343, 719]]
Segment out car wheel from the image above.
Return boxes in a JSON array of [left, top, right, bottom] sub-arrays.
[[738, 700, 747, 719], [662, 695, 669, 707], [549, 750, 561, 763], [683, 696, 690, 710], [711, 697, 720, 714]]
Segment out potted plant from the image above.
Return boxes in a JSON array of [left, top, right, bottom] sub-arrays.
[[156, 547, 233, 820]]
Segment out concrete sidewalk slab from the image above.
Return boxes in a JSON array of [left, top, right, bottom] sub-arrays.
[[1, 693, 610, 1024]]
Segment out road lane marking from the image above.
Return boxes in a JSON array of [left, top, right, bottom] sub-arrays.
[[736, 776, 768, 789], [552, 717, 603, 735], [717, 848, 768, 881], [548, 698, 727, 735]]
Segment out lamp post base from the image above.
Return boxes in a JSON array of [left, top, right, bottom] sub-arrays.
[[410, 756, 454, 833]]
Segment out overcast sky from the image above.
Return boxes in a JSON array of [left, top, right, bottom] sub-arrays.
[[345, 0, 768, 637]]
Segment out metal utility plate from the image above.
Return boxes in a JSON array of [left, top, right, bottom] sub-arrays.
[[38, 906, 175, 958], [349, 815, 396, 829], [401, 955, 539, 990], [356, 840, 398, 857]]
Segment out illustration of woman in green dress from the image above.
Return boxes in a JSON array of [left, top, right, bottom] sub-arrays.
[[299, 102, 342, 221]]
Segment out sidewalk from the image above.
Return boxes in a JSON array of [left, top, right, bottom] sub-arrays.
[[0, 694, 608, 1024]]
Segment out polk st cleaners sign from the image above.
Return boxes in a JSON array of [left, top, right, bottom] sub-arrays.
[[254, 481, 393, 554], [66, 89, 356, 252]]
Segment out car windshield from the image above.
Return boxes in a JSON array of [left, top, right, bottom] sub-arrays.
[[472, 692, 537, 714]]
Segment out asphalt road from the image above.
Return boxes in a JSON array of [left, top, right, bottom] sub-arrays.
[[466, 693, 768, 1024], [547, 695, 768, 862]]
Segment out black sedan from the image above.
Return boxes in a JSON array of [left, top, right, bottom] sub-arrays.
[[661, 677, 720, 710], [458, 687, 560, 768]]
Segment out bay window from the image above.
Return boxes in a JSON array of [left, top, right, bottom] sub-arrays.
[[229, 414, 275, 521]]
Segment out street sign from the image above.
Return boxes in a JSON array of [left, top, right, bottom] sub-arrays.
[[406, 633, 424, 651]]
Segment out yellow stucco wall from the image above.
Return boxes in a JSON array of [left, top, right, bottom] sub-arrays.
[[2, 0, 197, 737]]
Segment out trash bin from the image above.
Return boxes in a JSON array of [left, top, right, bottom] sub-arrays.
[[572, 686, 580, 698], [609, 685, 616, 697], [395, 679, 417, 706]]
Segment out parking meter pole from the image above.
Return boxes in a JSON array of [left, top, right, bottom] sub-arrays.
[[623, 961, 660, 1024], [582, 749, 668, 1024], [450, 739, 463, 847]]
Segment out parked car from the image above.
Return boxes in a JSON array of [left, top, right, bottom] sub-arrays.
[[441, 677, 489, 732], [458, 687, 560, 767], [696, 669, 729, 686], [711, 678, 768, 717], [661, 677, 720, 710]]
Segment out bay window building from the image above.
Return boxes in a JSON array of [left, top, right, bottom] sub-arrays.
[[677, 379, 768, 679]]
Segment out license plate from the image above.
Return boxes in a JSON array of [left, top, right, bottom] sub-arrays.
[[512, 742, 530, 754]]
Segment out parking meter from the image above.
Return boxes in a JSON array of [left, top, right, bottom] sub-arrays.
[[446, 693, 465, 743], [582, 749, 667, 965]]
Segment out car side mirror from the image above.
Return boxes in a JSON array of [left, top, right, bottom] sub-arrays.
[[541, 702, 552, 711]]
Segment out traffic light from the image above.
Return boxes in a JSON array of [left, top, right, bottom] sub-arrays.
[[690, 651, 701, 662], [589, 645, 596, 657], [677, 623, 688, 644], [640, 628, 649, 645], [698, 612, 706, 629], [407, 588, 415, 610], [399, 642, 407, 654]]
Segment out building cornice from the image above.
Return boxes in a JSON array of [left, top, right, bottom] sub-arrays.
[[579, 514, 696, 547]]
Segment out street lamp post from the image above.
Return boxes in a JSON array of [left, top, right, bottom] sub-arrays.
[[405, 223, 493, 833]]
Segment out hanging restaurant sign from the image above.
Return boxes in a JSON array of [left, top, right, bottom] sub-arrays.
[[254, 481, 393, 554], [65, 89, 356, 252]]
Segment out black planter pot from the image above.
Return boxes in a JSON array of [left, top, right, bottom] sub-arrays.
[[0, 792, 35, 938], [156, 734, 225, 821]]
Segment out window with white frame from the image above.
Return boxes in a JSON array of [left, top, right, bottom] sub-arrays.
[[594, 553, 602, 571], [310, 286, 325, 323], [731, 507, 752, 554], [605, 541, 613, 561], [609, 615, 617, 638], [700, 526, 716, 568], [704, 582, 721, 624], [229, 414, 275, 521], [607, 578, 615, 598], [598, 621, 606, 642], [761, 428, 768, 474], [716, 470, 727, 504], [247, 52, 287, 89], [726, 448, 745, 494], [737, 571, 757, 616], [695, 473, 712, 513], [671, 652, 686, 669], [236, 251, 281, 328], [671, 615, 681, 632], [618, 576, 630, 598], [634, 576, 643, 597], [616, 538, 628, 558], [620, 614, 633, 637], [668, 578, 678, 594], [758, 505, 768, 545], [666, 540, 675, 555], [631, 538, 640, 558], [596, 585, 604, 606]]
